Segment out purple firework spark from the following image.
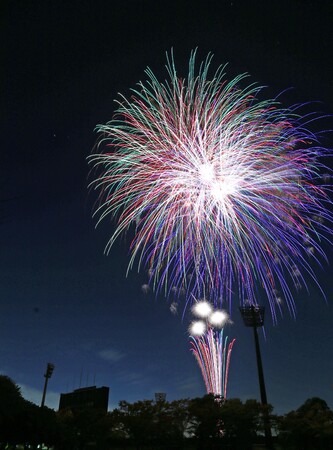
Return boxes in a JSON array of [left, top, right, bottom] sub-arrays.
[[89, 50, 332, 320]]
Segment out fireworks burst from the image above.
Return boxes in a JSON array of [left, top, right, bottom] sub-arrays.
[[190, 328, 235, 398], [89, 50, 332, 319], [189, 301, 235, 398]]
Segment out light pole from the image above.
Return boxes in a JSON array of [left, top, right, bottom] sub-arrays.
[[41, 362, 55, 408], [239, 305, 274, 449]]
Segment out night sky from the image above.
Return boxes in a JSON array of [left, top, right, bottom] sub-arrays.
[[1, 0, 333, 414]]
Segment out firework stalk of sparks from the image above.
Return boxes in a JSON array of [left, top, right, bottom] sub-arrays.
[[190, 328, 235, 398], [89, 50, 332, 320]]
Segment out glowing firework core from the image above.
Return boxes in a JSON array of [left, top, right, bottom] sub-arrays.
[[199, 163, 215, 183], [190, 320, 206, 336], [192, 300, 213, 318], [190, 301, 230, 334], [209, 310, 228, 328], [198, 162, 239, 204]]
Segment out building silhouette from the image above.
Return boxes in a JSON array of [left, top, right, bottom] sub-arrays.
[[59, 385, 109, 412]]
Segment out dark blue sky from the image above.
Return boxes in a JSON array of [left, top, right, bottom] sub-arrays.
[[1, 0, 333, 414]]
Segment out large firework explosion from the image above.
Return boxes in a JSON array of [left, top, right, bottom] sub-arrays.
[[89, 50, 332, 320]]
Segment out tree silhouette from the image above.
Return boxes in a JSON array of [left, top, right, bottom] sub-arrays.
[[278, 397, 333, 449], [0, 375, 57, 448]]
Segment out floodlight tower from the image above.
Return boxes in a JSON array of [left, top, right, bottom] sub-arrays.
[[239, 305, 273, 449], [41, 362, 55, 408]]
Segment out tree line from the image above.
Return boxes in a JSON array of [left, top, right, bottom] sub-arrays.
[[1, 375, 332, 449]]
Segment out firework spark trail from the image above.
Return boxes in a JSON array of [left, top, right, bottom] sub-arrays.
[[190, 328, 236, 398], [89, 50, 332, 318]]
